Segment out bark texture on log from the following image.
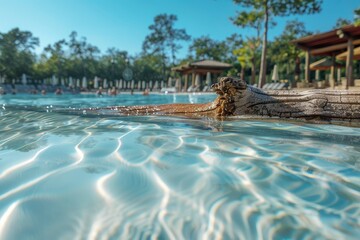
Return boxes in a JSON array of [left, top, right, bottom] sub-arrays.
[[103, 77, 360, 122]]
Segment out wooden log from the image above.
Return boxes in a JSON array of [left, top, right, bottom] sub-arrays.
[[101, 77, 360, 122]]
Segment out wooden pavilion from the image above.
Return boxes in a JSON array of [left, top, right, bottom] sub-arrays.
[[292, 24, 360, 89], [172, 60, 232, 91]]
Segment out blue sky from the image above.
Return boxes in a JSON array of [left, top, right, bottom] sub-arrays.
[[0, 0, 359, 58]]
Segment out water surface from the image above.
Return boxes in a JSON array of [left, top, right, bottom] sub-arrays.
[[0, 93, 359, 240]]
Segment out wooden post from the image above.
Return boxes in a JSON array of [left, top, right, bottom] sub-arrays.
[[315, 70, 320, 81], [346, 37, 354, 89], [183, 74, 188, 92], [192, 72, 196, 87], [178, 76, 182, 92], [337, 68, 341, 84], [305, 49, 311, 84], [330, 54, 335, 89]]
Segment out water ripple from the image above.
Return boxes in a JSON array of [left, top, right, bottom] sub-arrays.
[[0, 107, 359, 239]]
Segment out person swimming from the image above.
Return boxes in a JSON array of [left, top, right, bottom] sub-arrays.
[[96, 87, 103, 96]]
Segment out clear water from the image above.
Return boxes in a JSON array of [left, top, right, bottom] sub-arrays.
[[0, 93, 359, 240]]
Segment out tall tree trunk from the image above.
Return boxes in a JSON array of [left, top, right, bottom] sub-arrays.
[[240, 66, 245, 81], [162, 53, 167, 82], [294, 56, 301, 86], [251, 58, 256, 85], [258, 1, 269, 88]]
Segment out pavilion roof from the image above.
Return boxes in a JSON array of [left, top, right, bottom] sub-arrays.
[[292, 24, 360, 56]]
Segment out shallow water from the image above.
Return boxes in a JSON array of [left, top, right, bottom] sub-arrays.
[[0, 93, 359, 240]]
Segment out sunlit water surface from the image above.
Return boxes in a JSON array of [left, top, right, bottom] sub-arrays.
[[0, 93, 359, 240]]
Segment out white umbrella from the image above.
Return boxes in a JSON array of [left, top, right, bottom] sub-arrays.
[[149, 81, 153, 89], [153, 81, 158, 90], [161, 81, 164, 88], [142, 81, 146, 89], [61, 78, 65, 86], [168, 77, 173, 87], [103, 79, 108, 88], [175, 78, 181, 91], [94, 76, 99, 88], [138, 81, 141, 90], [76, 79, 81, 88], [206, 72, 212, 85], [82, 77, 87, 88], [22, 74, 27, 85], [69, 77, 74, 87], [271, 65, 279, 82], [131, 80, 135, 89], [52, 75, 58, 86], [119, 79, 123, 89], [115, 80, 119, 88]]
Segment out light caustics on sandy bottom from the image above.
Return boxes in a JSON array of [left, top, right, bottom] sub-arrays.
[[0, 95, 359, 240]]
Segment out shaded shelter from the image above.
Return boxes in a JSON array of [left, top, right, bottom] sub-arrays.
[[292, 24, 360, 89], [172, 60, 232, 92]]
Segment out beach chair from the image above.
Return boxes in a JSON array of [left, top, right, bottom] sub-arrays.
[[262, 83, 270, 89], [202, 85, 210, 92], [276, 83, 286, 90], [271, 83, 281, 90]]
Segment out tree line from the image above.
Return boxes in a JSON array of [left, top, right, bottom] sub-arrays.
[[0, 0, 359, 88]]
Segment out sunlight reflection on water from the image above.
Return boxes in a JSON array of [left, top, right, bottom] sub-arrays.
[[0, 93, 359, 239]]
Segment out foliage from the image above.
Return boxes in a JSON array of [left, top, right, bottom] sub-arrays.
[[355, 8, 360, 26], [0, 28, 39, 80], [132, 54, 163, 83], [232, 0, 323, 87], [142, 14, 190, 80], [233, 37, 260, 84], [333, 18, 352, 29], [188, 34, 242, 62], [268, 20, 311, 82], [188, 36, 228, 61]]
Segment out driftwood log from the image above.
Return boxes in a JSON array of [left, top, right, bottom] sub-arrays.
[[103, 77, 360, 122]]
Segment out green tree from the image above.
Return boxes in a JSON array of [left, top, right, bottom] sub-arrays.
[[100, 47, 128, 85], [189, 36, 228, 61], [0, 28, 39, 81], [133, 54, 163, 84], [43, 39, 67, 78], [233, 37, 260, 84], [225, 33, 243, 62], [68, 31, 100, 78], [232, 0, 322, 88], [142, 14, 190, 81], [333, 18, 352, 29], [269, 20, 311, 83], [232, 7, 262, 84], [354, 8, 360, 26]]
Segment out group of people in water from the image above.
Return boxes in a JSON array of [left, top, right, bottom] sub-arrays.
[[0, 85, 151, 96], [95, 86, 150, 96]]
